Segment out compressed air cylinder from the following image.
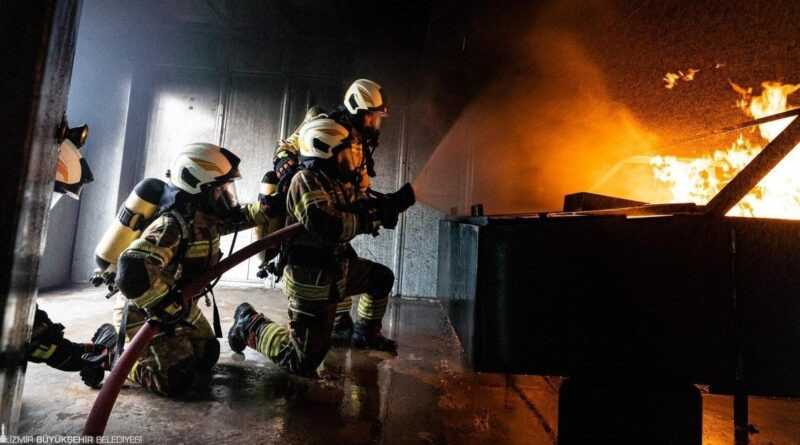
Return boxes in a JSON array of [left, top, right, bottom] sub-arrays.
[[94, 178, 165, 273], [255, 171, 281, 263]]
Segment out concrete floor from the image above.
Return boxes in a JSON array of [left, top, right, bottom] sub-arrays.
[[19, 284, 800, 444]]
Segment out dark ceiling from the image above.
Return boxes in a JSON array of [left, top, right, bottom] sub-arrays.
[[134, 0, 435, 55]]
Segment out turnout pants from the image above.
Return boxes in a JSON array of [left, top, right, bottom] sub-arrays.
[[253, 257, 393, 376], [113, 295, 219, 396]]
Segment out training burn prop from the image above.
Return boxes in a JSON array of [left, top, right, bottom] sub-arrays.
[[652, 82, 800, 218], [83, 222, 304, 437], [438, 104, 800, 443]]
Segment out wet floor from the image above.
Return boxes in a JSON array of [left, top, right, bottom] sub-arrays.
[[19, 284, 800, 444]]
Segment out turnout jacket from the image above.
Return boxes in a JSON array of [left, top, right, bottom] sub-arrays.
[[116, 201, 272, 310], [282, 168, 381, 299]]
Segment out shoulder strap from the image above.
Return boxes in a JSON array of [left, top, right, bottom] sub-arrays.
[[169, 209, 192, 265]]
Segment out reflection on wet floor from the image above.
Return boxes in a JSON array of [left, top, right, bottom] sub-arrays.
[[19, 284, 800, 444]]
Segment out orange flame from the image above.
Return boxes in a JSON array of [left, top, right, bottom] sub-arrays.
[[663, 68, 701, 89], [652, 81, 800, 218]]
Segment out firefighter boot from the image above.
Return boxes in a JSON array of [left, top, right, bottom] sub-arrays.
[[332, 312, 354, 342], [228, 302, 270, 353], [351, 320, 397, 352], [80, 323, 118, 388]]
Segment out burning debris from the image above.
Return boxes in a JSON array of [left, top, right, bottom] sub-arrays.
[[664, 68, 701, 89], [663, 64, 726, 89], [652, 81, 800, 218]]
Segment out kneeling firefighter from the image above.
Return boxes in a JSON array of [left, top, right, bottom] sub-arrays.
[[228, 117, 415, 376], [263, 79, 390, 340], [29, 119, 118, 388], [113, 142, 279, 397]]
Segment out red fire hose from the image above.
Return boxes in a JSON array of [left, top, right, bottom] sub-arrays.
[[83, 222, 304, 437]]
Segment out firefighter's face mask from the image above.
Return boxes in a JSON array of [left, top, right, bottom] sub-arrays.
[[364, 112, 382, 131], [205, 181, 239, 218], [335, 144, 365, 185], [361, 112, 382, 148]]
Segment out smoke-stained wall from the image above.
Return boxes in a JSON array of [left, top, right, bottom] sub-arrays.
[[45, 0, 442, 297]]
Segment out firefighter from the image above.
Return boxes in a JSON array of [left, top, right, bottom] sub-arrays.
[[228, 117, 414, 377], [253, 106, 326, 274], [272, 79, 387, 190], [28, 307, 117, 387], [114, 142, 278, 397], [266, 79, 389, 340], [28, 120, 118, 388]]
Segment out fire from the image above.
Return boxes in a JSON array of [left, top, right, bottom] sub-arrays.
[[652, 81, 800, 218], [663, 68, 700, 89]]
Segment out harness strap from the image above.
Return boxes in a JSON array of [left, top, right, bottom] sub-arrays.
[[114, 299, 129, 365], [208, 287, 223, 338]]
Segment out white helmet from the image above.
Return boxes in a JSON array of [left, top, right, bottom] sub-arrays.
[[298, 118, 351, 160], [168, 142, 241, 195], [55, 139, 93, 199], [343, 79, 388, 116]]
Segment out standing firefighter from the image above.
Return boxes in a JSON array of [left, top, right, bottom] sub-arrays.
[[114, 143, 277, 396], [228, 116, 415, 377], [264, 79, 391, 340]]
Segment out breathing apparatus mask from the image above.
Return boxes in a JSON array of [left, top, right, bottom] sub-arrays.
[[353, 111, 383, 178], [360, 113, 382, 150], [333, 141, 368, 187], [202, 180, 239, 219]]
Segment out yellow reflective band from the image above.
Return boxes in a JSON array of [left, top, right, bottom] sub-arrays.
[[185, 238, 220, 259], [258, 322, 289, 359], [187, 308, 203, 325], [30, 343, 57, 360], [127, 251, 168, 267], [133, 288, 169, 309], [336, 300, 353, 313], [358, 297, 388, 319], [294, 190, 329, 221], [283, 274, 333, 300], [358, 297, 388, 308], [128, 243, 167, 258], [128, 360, 139, 381], [357, 310, 384, 320], [151, 346, 162, 370], [247, 203, 268, 225]]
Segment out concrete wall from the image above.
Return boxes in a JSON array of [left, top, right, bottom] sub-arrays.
[[46, 0, 445, 297]]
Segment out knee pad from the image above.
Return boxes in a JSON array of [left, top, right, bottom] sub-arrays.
[[367, 263, 394, 297], [195, 338, 220, 371], [166, 358, 196, 397]]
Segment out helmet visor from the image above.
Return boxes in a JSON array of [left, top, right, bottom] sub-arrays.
[[207, 181, 239, 217], [218, 181, 239, 208]]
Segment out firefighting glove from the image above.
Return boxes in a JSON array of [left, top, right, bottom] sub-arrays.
[[369, 199, 399, 229], [227, 205, 248, 225], [387, 183, 416, 213], [90, 264, 117, 288], [259, 193, 286, 218]]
